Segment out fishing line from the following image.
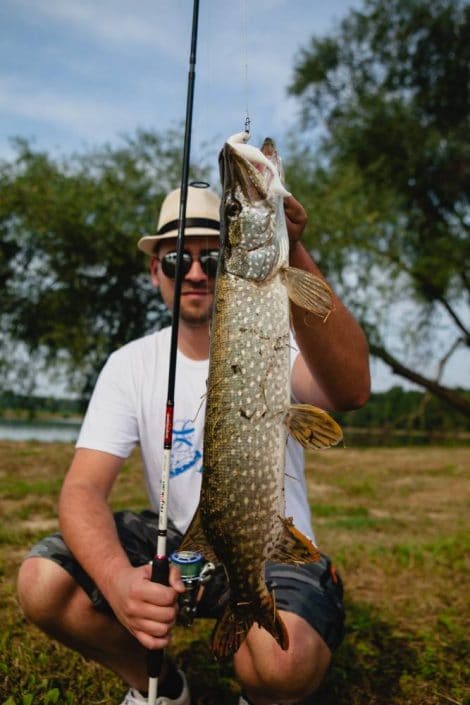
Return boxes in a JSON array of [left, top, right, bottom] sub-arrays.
[[242, 0, 251, 133]]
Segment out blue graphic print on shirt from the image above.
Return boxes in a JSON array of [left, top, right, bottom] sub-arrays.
[[170, 419, 202, 478]]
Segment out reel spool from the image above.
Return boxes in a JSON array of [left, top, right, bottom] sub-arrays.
[[170, 550, 215, 626]]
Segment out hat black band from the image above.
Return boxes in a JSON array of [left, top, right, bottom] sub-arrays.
[[157, 217, 220, 235]]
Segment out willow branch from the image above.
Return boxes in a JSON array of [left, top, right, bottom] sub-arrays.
[[369, 343, 470, 417]]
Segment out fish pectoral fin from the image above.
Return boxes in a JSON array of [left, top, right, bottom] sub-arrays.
[[178, 508, 218, 564], [271, 516, 321, 565], [282, 266, 333, 320], [211, 589, 289, 659], [284, 403, 343, 449]]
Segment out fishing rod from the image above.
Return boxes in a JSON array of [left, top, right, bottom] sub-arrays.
[[147, 1, 200, 703]]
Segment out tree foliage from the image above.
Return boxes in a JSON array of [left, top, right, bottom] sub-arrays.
[[335, 386, 470, 434], [288, 0, 470, 414], [0, 129, 210, 396]]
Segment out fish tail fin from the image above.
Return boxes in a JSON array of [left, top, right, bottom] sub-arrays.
[[211, 588, 288, 658], [211, 603, 253, 659], [255, 587, 289, 651]]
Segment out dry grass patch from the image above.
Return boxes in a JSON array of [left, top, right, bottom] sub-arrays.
[[0, 442, 469, 704]]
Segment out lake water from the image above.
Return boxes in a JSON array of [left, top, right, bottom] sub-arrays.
[[0, 419, 82, 442]]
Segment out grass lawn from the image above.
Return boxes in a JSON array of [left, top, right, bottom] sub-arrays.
[[0, 441, 468, 704]]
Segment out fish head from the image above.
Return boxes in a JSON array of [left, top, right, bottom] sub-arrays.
[[218, 142, 288, 282]]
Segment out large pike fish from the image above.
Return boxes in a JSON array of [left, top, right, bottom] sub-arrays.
[[180, 134, 342, 658]]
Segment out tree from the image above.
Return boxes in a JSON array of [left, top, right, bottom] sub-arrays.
[[0, 129, 211, 398], [288, 0, 470, 415]]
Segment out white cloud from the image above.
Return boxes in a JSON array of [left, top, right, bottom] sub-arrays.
[[0, 75, 152, 140], [10, 0, 190, 61]]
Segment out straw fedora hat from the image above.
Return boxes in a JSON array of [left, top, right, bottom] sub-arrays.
[[137, 183, 220, 256]]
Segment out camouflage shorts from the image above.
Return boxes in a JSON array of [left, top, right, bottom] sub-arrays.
[[27, 509, 345, 652]]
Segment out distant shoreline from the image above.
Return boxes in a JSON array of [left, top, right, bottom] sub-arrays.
[[0, 409, 83, 423]]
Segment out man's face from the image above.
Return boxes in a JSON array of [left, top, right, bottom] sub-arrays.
[[150, 235, 220, 327]]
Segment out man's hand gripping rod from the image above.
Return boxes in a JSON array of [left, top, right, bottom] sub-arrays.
[[147, 1, 200, 703]]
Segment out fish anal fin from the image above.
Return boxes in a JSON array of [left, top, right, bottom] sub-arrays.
[[211, 588, 289, 659], [284, 403, 343, 449], [270, 516, 321, 565], [178, 508, 218, 565], [282, 267, 333, 320]]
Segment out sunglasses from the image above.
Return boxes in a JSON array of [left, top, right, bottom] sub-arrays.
[[158, 249, 219, 279]]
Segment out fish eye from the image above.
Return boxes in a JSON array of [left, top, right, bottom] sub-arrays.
[[225, 199, 241, 218]]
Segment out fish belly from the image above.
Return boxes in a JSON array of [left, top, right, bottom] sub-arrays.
[[201, 271, 290, 597]]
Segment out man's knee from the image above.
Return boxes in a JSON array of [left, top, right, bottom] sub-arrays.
[[256, 642, 329, 701], [235, 613, 332, 703], [17, 557, 78, 628]]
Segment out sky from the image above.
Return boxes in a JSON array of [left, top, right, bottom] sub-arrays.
[[0, 0, 360, 160], [1, 0, 468, 393]]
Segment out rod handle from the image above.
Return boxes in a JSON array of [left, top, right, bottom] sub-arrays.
[[147, 555, 170, 678]]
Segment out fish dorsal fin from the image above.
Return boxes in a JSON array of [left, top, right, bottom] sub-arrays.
[[282, 266, 333, 320], [270, 516, 321, 564], [284, 403, 343, 449], [178, 507, 218, 565]]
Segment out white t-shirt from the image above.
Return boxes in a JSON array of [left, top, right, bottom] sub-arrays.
[[77, 326, 314, 539]]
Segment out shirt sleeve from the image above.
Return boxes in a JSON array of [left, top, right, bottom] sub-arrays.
[[289, 330, 299, 370], [76, 348, 139, 458]]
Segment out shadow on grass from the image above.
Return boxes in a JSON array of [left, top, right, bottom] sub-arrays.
[[307, 600, 418, 705], [176, 639, 239, 705], [170, 600, 420, 705]]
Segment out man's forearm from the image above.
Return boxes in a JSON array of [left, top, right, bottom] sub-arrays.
[[289, 241, 370, 411], [59, 482, 131, 599]]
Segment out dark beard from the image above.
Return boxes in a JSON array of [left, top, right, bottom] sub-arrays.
[[180, 307, 213, 327], [178, 290, 214, 326]]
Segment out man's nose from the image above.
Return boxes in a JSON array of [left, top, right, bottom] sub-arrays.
[[184, 256, 207, 280]]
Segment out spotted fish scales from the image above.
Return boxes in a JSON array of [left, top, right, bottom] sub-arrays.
[[180, 134, 342, 658]]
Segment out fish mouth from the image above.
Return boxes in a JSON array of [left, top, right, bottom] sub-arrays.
[[219, 142, 267, 203]]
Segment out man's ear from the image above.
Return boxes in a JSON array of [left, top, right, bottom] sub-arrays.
[[150, 256, 160, 287]]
